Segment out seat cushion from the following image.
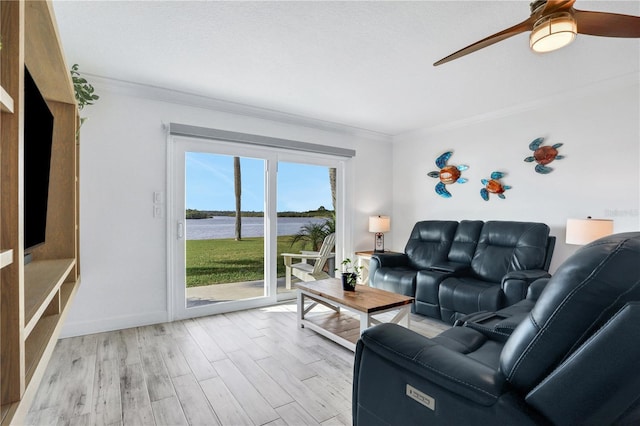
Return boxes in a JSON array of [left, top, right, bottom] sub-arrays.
[[291, 262, 330, 281], [439, 277, 504, 323], [433, 327, 503, 370]]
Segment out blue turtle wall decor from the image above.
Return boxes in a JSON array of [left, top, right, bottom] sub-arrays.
[[427, 151, 468, 198]]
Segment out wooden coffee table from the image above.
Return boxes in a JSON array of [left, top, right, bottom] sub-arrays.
[[296, 278, 414, 351]]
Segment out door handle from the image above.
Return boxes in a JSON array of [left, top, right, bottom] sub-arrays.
[[177, 221, 184, 239]]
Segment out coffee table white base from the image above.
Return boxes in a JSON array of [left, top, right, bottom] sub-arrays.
[[297, 289, 411, 351]]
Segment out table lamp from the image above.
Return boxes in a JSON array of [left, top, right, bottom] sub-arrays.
[[566, 217, 614, 245], [369, 215, 390, 253]]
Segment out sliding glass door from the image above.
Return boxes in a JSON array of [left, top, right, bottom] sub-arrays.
[[276, 161, 336, 296], [170, 136, 344, 320], [184, 152, 267, 305]]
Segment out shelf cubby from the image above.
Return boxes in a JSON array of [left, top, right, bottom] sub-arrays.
[[23, 259, 76, 337]]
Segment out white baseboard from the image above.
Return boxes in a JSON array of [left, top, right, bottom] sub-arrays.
[[59, 310, 169, 338]]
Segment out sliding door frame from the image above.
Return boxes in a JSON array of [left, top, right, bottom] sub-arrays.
[[167, 133, 351, 321]]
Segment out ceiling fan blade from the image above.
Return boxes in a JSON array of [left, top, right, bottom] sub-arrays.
[[433, 19, 534, 66], [574, 10, 640, 38], [541, 0, 576, 15]]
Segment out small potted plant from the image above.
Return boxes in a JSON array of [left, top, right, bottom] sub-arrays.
[[337, 258, 362, 291]]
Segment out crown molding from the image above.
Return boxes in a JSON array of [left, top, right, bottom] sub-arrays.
[[79, 71, 637, 143], [396, 72, 639, 141], [85, 73, 392, 143]]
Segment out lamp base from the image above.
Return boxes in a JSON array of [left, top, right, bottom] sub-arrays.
[[374, 232, 385, 253]]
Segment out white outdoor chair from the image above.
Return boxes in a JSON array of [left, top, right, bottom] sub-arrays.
[[282, 233, 336, 289]]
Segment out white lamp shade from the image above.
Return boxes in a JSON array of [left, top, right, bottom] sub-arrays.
[[566, 218, 614, 245], [369, 216, 390, 233]]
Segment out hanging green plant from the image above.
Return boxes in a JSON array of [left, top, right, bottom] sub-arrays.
[[70, 64, 99, 132], [70, 63, 99, 111]]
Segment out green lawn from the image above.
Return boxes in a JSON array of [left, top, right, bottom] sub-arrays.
[[186, 236, 309, 287]]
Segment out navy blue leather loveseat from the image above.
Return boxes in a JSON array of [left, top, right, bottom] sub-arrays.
[[369, 220, 555, 324]]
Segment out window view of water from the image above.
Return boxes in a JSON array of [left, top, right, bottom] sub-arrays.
[[186, 216, 329, 240]]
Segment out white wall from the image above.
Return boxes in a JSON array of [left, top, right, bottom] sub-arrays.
[[63, 73, 638, 337], [391, 75, 640, 272], [62, 79, 393, 337]]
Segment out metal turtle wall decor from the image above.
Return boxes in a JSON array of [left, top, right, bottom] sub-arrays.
[[524, 137, 564, 174], [427, 151, 468, 198], [480, 171, 511, 201]]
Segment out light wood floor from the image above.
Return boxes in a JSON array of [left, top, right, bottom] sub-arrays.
[[26, 301, 449, 426]]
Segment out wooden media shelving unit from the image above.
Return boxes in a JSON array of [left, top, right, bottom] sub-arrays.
[[0, 1, 80, 424]]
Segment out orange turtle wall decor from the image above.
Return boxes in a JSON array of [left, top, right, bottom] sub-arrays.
[[427, 151, 468, 198], [524, 137, 565, 174], [481, 171, 511, 201]]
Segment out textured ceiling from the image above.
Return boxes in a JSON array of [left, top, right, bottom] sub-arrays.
[[53, 1, 640, 136]]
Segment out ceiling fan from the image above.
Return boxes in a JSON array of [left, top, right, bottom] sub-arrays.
[[434, 0, 640, 66]]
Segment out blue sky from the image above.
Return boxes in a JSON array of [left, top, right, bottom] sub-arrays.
[[186, 153, 333, 212]]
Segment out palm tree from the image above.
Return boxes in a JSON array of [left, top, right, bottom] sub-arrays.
[[234, 156, 241, 241], [289, 166, 336, 251], [324, 214, 335, 234], [329, 167, 336, 211], [290, 221, 332, 251]]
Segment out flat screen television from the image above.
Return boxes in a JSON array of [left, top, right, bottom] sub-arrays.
[[24, 67, 55, 253]]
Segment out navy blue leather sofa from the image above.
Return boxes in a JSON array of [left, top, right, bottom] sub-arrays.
[[354, 232, 640, 425], [369, 220, 555, 324]]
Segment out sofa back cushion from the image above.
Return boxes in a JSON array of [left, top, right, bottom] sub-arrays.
[[500, 232, 640, 392], [448, 220, 483, 264], [405, 221, 458, 270], [471, 221, 550, 283]]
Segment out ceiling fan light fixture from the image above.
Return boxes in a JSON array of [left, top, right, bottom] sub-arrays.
[[530, 12, 577, 53]]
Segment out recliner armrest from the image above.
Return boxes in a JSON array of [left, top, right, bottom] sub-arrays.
[[370, 252, 409, 269], [501, 269, 551, 306], [453, 310, 527, 342], [526, 277, 550, 301], [359, 323, 505, 406]]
